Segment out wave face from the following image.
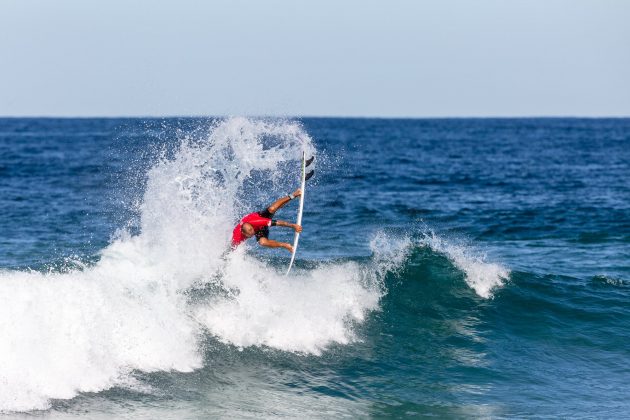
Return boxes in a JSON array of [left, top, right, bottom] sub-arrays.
[[0, 117, 628, 418]]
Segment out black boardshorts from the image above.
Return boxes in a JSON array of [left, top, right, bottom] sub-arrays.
[[255, 208, 276, 241]]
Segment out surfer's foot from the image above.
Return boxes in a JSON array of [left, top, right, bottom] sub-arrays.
[[292, 188, 302, 198]]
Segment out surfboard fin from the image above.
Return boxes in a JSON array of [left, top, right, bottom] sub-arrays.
[[305, 170, 315, 181], [306, 156, 315, 167]]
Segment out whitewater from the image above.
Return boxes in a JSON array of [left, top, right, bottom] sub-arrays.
[[0, 117, 509, 413]]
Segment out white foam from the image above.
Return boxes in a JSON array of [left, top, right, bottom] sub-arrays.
[[194, 250, 382, 355], [0, 267, 201, 412], [0, 118, 391, 412]]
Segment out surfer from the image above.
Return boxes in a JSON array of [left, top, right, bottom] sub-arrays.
[[231, 188, 303, 252]]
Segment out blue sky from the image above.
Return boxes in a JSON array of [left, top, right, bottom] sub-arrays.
[[1, 0, 628, 117]]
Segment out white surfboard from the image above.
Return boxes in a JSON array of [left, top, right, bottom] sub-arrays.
[[286, 151, 307, 275]]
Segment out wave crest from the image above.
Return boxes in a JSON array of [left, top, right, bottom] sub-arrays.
[[420, 231, 510, 299]]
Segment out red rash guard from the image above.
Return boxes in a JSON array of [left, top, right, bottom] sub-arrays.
[[231, 212, 273, 247]]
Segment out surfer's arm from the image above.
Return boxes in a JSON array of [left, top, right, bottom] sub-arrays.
[[258, 237, 293, 253], [273, 220, 302, 233]]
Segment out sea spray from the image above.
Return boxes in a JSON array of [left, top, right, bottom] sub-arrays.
[[369, 231, 414, 283]]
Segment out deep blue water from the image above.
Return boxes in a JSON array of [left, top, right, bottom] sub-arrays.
[[0, 117, 629, 418]]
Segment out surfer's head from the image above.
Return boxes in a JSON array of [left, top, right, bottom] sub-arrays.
[[241, 223, 255, 238]]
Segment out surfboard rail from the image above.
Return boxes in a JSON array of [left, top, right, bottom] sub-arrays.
[[286, 151, 307, 275]]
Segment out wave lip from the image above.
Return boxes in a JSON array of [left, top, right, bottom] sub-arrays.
[[370, 229, 510, 299], [420, 232, 510, 298]]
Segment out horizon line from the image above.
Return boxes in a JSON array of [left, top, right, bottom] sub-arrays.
[[1, 114, 629, 120]]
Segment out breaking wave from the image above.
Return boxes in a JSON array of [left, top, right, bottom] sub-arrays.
[[0, 118, 508, 412]]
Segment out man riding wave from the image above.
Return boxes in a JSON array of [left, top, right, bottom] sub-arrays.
[[231, 188, 302, 252]]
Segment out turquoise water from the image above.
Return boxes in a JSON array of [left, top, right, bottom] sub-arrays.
[[0, 117, 628, 418]]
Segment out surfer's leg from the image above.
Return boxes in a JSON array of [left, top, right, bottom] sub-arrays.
[[264, 190, 301, 215]]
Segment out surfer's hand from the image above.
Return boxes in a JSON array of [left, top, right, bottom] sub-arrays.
[[293, 224, 302, 233], [285, 244, 294, 253], [292, 188, 302, 198]]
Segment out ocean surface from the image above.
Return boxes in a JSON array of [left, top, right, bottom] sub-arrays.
[[0, 117, 628, 419]]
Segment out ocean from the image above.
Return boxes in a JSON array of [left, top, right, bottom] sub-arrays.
[[0, 117, 628, 419]]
